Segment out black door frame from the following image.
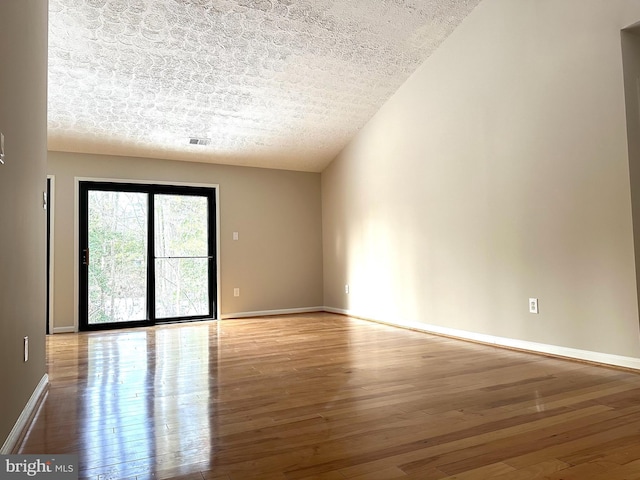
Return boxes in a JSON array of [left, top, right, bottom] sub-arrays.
[[79, 181, 218, 331], [46, 176, 53, 335]]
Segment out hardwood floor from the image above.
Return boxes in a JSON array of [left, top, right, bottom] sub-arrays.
[[17, 313, 640, 479]]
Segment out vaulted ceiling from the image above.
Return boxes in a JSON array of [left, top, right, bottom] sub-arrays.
[[48, 0, 481, 172]]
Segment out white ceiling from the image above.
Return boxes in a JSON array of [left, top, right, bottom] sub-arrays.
[[48, 0, 481, 172]]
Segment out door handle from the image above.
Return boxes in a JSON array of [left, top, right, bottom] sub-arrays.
[[82, 248, 90, 266]]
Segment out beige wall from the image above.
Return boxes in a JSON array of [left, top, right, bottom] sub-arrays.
[[48, 152, 323, 330], [322, 0, 640, 358], [0, 0, 48, 447]]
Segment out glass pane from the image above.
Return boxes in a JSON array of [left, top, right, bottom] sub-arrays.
[[88, 191, 148, 324], [154, 195, 208, 258], [154, 194, 210, 319], [155, 258, 209, 318]]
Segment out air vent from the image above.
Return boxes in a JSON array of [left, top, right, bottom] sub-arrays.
[[189, 137, 210, 146]]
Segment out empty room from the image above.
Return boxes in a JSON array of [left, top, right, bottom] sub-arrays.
[[2, 0, 640, 479]]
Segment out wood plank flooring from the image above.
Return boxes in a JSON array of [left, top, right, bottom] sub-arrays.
[[17, 313, 640, 479]]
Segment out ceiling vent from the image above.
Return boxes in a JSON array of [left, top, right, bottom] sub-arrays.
[[189, 137, 210, 146]]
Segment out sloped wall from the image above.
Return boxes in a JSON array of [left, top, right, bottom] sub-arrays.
[[322, 0, 640, 358]]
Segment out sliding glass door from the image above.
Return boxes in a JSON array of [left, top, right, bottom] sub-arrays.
[[79, 182, 216, 330]]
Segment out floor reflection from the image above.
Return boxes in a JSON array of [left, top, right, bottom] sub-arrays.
[[79, 324, 215, 478], [81, 331, 153, 477], [153, 326, 213, 471]]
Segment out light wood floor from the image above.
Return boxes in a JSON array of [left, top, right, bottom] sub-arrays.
[[18, 313, 640, 479]]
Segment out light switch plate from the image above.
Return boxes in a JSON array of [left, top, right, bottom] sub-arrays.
[[0, 132, 5, 165]]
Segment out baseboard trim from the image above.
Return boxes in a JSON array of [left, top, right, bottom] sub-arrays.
[[324, 307, 640, 371], [222, 306, 325, 320], [52, 326, 76, 334], [1, 373, 49, 454]]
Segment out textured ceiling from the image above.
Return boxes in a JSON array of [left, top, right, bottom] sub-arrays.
[[48, 0, 481, 172]]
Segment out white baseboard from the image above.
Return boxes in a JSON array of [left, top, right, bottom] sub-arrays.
[[221, 306, 324, 320], [52, 326, 76, 334], [1, 373, 49, 454], [324, 307, 640, 371]]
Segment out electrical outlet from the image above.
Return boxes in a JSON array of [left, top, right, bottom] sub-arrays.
[[345, 284, 349, 294], [529, 298, 539, 314], [233, 232, 239, 240], [24, 336, 28, 362], [234, 288, 240, 297]]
